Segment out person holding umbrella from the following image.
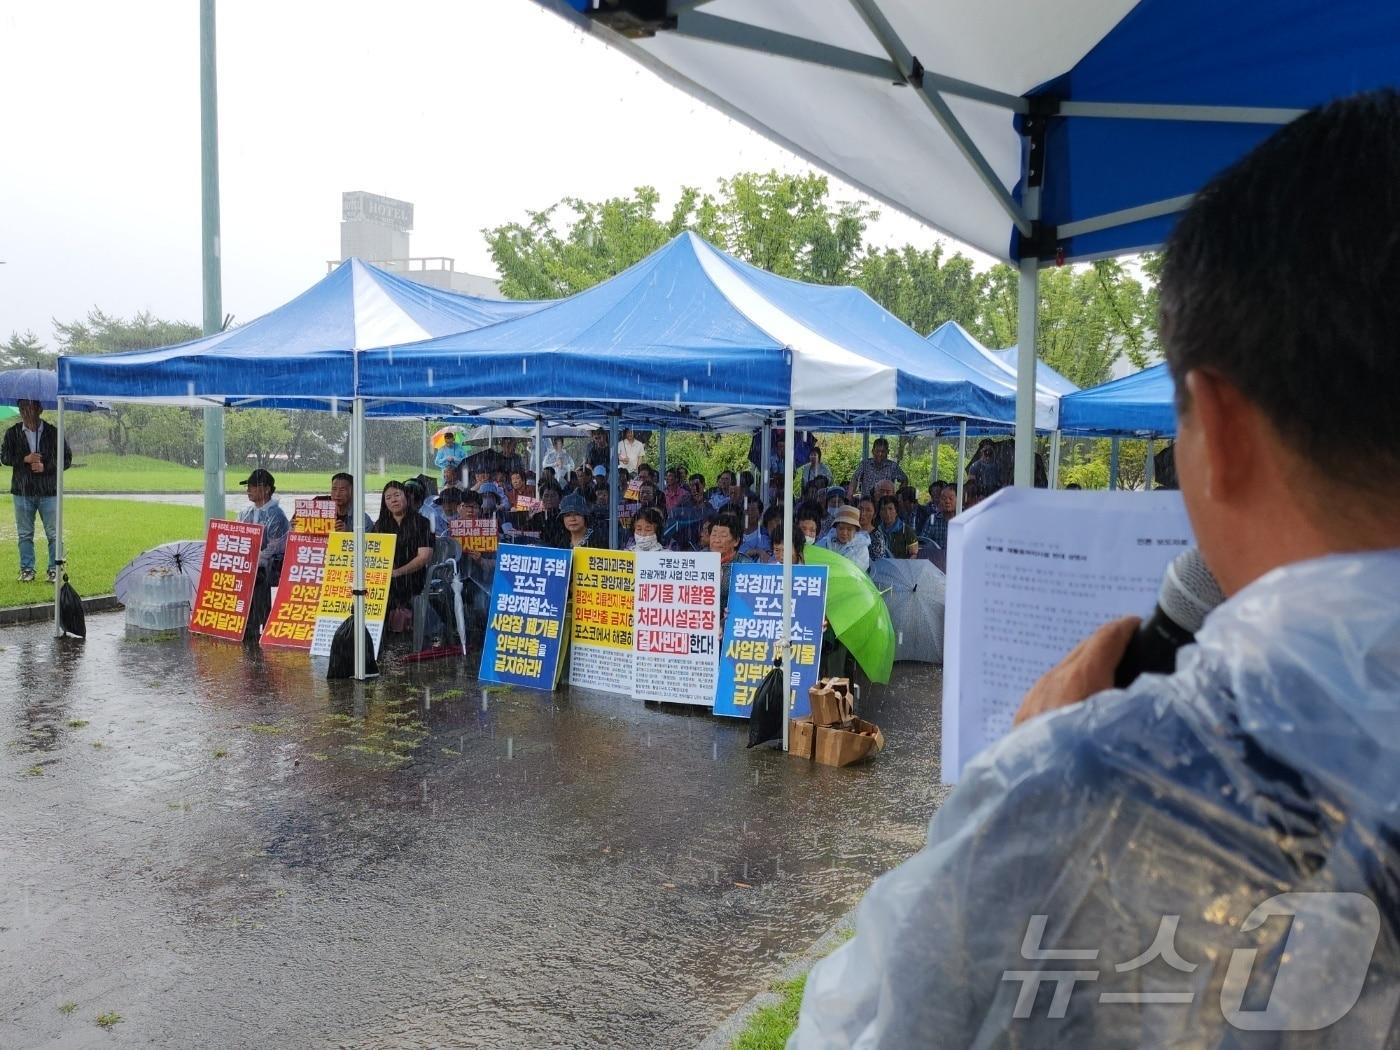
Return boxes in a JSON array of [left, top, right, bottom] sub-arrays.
[[1, 398, 71, 583]]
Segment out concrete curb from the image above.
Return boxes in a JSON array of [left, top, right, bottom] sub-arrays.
[[695, 908, 857, 1050], [0, 594, 121, 627]]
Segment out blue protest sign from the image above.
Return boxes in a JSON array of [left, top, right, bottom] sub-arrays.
[[714, 563, 829, 718], [479, 543, 572, 690]]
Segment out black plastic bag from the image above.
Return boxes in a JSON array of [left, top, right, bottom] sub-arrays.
[[746, 661, 785, 748], [243, 567, 272, 643], [58, 574, 86, 639], [326, 614, 377, 679]]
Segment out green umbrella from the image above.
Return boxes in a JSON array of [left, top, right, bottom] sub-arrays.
[[805, 545, 895, 684], [0, 406, 16, 422]]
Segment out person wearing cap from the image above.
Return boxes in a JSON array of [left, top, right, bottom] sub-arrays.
[[433, 431, 467, 484], [237, 468, 290, 575], [816, 505, 870, 571], [436, 486, 464, 520], [556, 491, 602, 550]]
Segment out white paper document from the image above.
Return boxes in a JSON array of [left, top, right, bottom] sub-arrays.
[[942, 488, 1194, 783]]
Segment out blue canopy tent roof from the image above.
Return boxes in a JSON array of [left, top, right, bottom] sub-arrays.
[[1058, 361, 1175, 436], [988, 346, 1078, 397], [923, 322, 1064, 430], [541, 0, 1400, 481], [59, 259, 547, 403], [360, 231, 1018, 429]]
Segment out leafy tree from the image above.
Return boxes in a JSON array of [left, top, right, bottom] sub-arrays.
[[854, 244, 987, 338], [980, 259, 1155, 389], [225, 409, 293, 470], [1, 330, 54, 369], [485, 171, 872, 298]]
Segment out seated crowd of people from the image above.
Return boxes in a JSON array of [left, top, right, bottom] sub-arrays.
[[246, 431, 997, 633]]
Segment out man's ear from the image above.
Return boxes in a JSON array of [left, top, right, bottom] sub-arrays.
[[1182, 369, 1254, 502]]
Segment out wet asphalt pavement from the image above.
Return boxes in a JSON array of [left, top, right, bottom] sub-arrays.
[[1, 613, 948, 1049]]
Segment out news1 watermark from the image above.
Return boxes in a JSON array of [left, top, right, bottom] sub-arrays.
[[1002, 892, 1381, 1031]]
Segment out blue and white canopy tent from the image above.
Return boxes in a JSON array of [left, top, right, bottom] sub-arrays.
[[988, 345, 1078, 398], [360, 232, 1018, 431], [358, 230, 1028, 695], [56, 260, 551, 667], [1059, 361, 1173, 437], [60, 258, 546, 403], [924, 321, 1065, 431], [539, 0, 1400, 486]]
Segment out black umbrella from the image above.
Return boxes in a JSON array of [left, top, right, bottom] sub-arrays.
[[57, 572, 86, 639]]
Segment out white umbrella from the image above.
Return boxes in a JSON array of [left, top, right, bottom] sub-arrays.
[[450, 567, 467, 656], [114, 540, 204, 605]]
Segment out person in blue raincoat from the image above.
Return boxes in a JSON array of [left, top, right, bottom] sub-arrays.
[[791, 92, 1400, 1049]]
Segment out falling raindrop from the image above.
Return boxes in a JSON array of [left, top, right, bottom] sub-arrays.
[[427, 367, 435, 386], [506, 736, 514, 760], [522, 360, 528, 375]]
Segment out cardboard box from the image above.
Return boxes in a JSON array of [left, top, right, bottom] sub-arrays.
[[809, 677, 855, 727], [788, 718, 816, 760], [814, 718, 885, 767]]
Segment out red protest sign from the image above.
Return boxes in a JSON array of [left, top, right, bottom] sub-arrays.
[[260, 533, 328, 649], [190, 519, 264, 641]]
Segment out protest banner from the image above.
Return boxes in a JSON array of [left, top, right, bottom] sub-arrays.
[[479, 544, 571, 689], [309, 532, 395, 657], [568, 548, 635, 695], [189, 519, 264, 641], [713, 563, 829, 718], [260, 533, 328, 650], [293, 498, 337, 535], [632, 550, 721, 706], [513, 495, 543, 515], [451, 517, 498, 556]]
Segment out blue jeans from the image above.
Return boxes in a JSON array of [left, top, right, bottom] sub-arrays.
[[14, 494, 57, 573]]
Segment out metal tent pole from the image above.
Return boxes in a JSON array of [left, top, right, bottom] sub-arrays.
[[781, 408, 795, 753], [1109, 437, 1120, 491], [658, 426, 668, 477], [608, 413, 620, 550], [956, 420, 967, 512], [760, 420, 771, 509], [930, 429, 940, 485], [350, 400, 366, 683], [1049, 430, 1062, 489], [1144, 437, 1156, 490], [533, 416, 544, 480], [421, 419, 429, 476], [1014, 259, 1039, 487], [862, 428, 871, 463], [200, 0, 225, 526], [53, 397, 65, 637]]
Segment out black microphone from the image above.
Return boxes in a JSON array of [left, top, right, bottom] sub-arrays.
[[1114, 548, 1225, 688]]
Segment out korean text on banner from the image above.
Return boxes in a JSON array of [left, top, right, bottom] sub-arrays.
[[189, 519, 264, 641], [633, 550, 721, 706], [479, 544, 571, 690], [451, 517, 498, 556], [715, 563, 829, 718], [569, 548, 635, 695], [260, 533, 328, 649], [293, 499, 337, 535], [309, 532, 396, 657]]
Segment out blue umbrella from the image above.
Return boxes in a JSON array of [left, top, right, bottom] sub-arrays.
[[0, 369, 108, 411]]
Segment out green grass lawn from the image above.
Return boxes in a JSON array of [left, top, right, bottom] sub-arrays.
[[732, 973, 808, 1050], [63, 453, 424, 494], [0, 496, 207, 608]]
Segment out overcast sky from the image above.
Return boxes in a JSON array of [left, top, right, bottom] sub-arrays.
[[0, 0, 981, 346]]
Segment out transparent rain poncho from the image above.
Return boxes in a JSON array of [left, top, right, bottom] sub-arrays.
[[792, 551, 1400, 1048]]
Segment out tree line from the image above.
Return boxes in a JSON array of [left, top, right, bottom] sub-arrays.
[[4, 170, 1161, 486]]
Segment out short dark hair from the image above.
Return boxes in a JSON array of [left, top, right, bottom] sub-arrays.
[[877, 495, 899, 513], [634, 507, 665, 534], [331, 472, 353, 487], [1160, 89, 1400, 493], [897, 485, 917, 503], [795, 501, 823, 527], [539, 480, 562, 496], [711, 511, 743, 542], [872, 437, 889, 450]]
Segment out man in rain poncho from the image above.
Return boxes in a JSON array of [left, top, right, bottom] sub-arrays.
[[791, 91, 1400, 1048]]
